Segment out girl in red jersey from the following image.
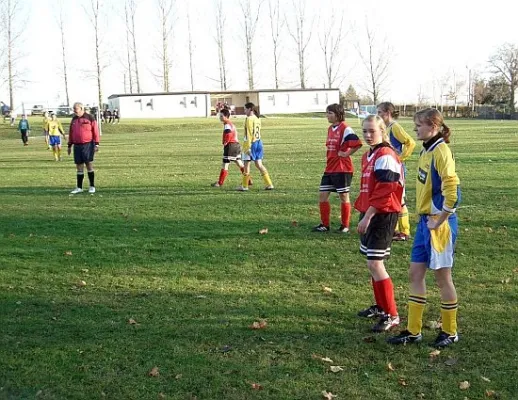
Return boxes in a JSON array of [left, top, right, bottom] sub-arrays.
[[211, 108, 247, 187], [312, 103, 362, 233], [355, 115, 404, 332]]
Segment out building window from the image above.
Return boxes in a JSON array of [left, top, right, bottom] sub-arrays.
[[314, 93, 319, 105], [190, 97, 198, 107], [325, 93, 329, 104], [286, 94, 290, 106], [268, 95, 275, 106]]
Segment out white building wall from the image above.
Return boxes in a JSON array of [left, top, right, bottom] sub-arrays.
[[110, 93, 210, 119], [258, 90, 340, 114]]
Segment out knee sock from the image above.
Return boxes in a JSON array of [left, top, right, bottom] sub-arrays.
[[87, 170, 95, 187], [441, 299, 458, 335], [319, 202, 330, 227], [261, 171, 272, 187], [398, 205, 410, 236], [374, 278, 398, 317], [340, 202, 351, 228], [218, 169, 228, 185], [77, 172, 84, 189], [407, 294, 427, 335]]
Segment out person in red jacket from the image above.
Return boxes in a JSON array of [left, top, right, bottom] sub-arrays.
[[312, 103, 362, 233], [354, 115, 404, 332], [67, 102, 100, 194]]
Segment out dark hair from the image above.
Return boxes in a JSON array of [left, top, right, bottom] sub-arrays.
[[326, 103, 345, 122], [244, 102, 258, 115], [414, 108, 451, 143], [220, 108, 230, 118], [377, 102, 399, 119]]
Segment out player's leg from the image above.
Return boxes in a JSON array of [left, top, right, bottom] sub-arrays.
[[336, 173, 353, 233], [71, 161, 85, 194], [313, 189, 332, 232], [238, 158, 251, 191], [253, 159, 273, 189]]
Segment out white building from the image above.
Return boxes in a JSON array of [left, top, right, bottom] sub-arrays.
[[108, 88, 340, 119]]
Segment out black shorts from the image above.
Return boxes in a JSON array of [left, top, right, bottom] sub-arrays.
[[73, 142, 96, 164], [223, 143, 242, 163], [319, 172, 353, 193], [359, 212, 398, 260]]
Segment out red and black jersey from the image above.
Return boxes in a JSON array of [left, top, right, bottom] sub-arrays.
[[354, 143, 404, 213], [325, 122, 362, 173], [68, 113, 100, 145], [222, 119, 239, 146]]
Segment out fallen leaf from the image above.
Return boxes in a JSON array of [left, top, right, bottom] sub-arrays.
[[175, 374, 182, 379], [291, 220, 298, 227], [513, 268, 518, 273], [133, 228, 138, 232], [148, 366, 160, 377], [485, 389, 496, 397], [481, 376, 491, 383], [444, 358, 458, 366], [425, 320, 442, 330], [258, 228, 268, 234], [128, 318, 138, 325], [398, 377, 408, 386], [158, 393, 166, 399], [36, 390, 43, 397], [501, 278, 511, 284], [251, 383, 263, 390], [321, 391, 337, 399], [329, 365, 343, 373], [64, 251, 73, 256], [195, 295, 207, 299], [487, 227, 493, 233], [220, 345, 232, 353], [81, 268, 89, 273], [386, 362, 395, 371], [459, 381, 470, 390], [416, 393, 425, 399], [322, 286, 333, 293], [77, 280, 87, 287], [321, 357, 333, 363], [249, 320, 267, 329], [429, 349, 441, 359]]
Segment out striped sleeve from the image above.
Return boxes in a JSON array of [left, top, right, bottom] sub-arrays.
[[369, 152, 403, 211], [434, 145, 460, 213], [340, 127, 362, 151], [392, 124, 416, 161]]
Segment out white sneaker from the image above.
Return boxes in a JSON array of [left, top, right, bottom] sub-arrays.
[[236, 185, 249, 192], [264, 185, 274, 190], [70, 187, 83, 194], [88, 186, 96, 194]]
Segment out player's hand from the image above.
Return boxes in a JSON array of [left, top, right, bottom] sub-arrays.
[[357, 216, 371, 235], [94, 145, 99, 153], [338, 151, 348, 157], [426, 217, 441, 230]]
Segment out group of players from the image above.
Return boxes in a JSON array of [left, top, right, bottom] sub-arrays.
[[212, 102, 461, 348]]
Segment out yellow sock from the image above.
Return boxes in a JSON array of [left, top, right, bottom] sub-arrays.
[[399, 205, 410, 236], [57, 148, 61, 158], [242, 174, 250, 188], [53, 148, 58, 160], [261, 172, 272, 187], [441, 300, 458, 335], [407, 294, 426, 335]]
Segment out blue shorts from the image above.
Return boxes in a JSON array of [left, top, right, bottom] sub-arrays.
[[411, 214, 458, 269], [242, 140, 264, 161], [49, 136, 61, 146]]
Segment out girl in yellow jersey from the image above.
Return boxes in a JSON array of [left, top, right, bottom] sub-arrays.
[[377, 102, 416, 241], [388, 108, 461, 348], [237, 102, 274, 191], [45, 114, 65, 161]]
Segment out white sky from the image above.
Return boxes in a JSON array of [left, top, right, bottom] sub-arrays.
[[3, 0, 518, 108]]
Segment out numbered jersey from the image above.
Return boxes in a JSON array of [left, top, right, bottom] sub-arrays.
[[243, 115, 261, 153], [325, 122, 362, 173]]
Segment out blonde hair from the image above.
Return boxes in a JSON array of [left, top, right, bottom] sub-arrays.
[[362, 115, 390, 143]]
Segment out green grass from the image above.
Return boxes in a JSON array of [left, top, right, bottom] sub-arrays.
[[1, 116, 518, 400]]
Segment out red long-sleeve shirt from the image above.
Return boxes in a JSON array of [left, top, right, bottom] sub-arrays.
[[222, 119, 239, 146], [325, 121, 362, 173], [68, 113, 100, 145]]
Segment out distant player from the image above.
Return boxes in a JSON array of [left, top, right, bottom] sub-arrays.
[[237, 103, 274, 191], [355, 115, 403, 332], [18, 114, 30, 146], [46, 114, 66, 161], [43, 111, 51, 149], [377, 102, 416, 241], [1, 101, 10, 123], [112, 108, 120, 124], [211, 108, 246, 187], [388, 108, 461, 348], [312, 103, 362, 233]]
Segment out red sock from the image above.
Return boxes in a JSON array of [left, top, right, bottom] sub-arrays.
[[319, 202, 331, 227], [218, 169, 228, 185], [376, 278, 398, 316], [341, 202, 351, 228], [240, 167, 245, 174], [371, 278, 384, 310]]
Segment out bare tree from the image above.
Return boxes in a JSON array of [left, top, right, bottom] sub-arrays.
[[286, 0, 313, 89], [318, 7, 345, 89], [156, 0, 175, 91], [83, 0, 105, 108], [239, 0, 262, 90], [55, 0, 71, 106], [125, 0, 141, 93], [489, 43, 518, 113], [268, 0, 283, 89], [356, 21, 390, 104], [213, 0, 227, 90], [124, 4, 134, 93], [186, 4, 195, 91]]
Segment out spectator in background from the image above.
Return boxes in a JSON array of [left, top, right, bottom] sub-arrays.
[[18, 114, 30, 146], [1, 101, 11, 123], [112, 108, 119, 124]]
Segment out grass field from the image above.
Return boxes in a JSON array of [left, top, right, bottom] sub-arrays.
[[1, 115, 517, 400]]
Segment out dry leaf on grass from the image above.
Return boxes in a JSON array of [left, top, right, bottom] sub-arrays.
[[128, 318, 138, 325], [386, 362, 395, 371], [444, 358, 458, 366], [416, 393, 426, 399], [148, 366, 160, 377], [485, 389, 497, 397], [425, 320, 442, 330], [459, 381, 470, 390], [251, 383, 263, 390], [249, 320, 267, 329], [322, 286, 333, 293], [81, 268, 89, 273], [429, 349, 441, 359], [329, 366, 343, 373], [258, 228, 268, 235], [175, 374, 182, 380], [501, 278, 511, 284], [64, 251, 73, 256], [77, 280, 87, 287], [321, 391, 337, 399], [481, 376, 491, 382], [158, 393, 166, 399], [398, 377, 408, 387], [321, 357, 334, 363], [291, 220, 298, 227]]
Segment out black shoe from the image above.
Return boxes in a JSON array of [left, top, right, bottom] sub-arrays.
[[357, 304, 385, 318], [433, 331, 458, 348], [372, 315, 400, 332], [312, 224, 330, 232], [387, 330, 423, 345]]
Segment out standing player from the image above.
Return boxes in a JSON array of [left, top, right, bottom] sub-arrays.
[[355, 115, 403, 332], [43, 111, 51, 149], [237, 103, 274, 191], [377, 102, 416, 241], [312, 103, 362, 233], [18, 114, 30, 146], [67, 102, 100, 194], [211, 108, 247, 187], [388, 108, 461, 348], [46, 113, 66, 161]]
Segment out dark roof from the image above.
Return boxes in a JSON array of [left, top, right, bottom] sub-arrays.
[[108, 88, 339, 99]]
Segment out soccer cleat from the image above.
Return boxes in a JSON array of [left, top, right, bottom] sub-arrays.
[[337, 225, 350, 233], [88, 186, 96, 194], [357, 304, 385, 318], [393, 232, 411, 241], [264, 185, 274, 190], [211, 182, 221, 187], [372, 315, 400, 332], [312, 223, 330, 232], [70, 187, 83, 194], [236, 185, 249, 192], [387, 330, 423, 345], [433, 331, 459, 348]]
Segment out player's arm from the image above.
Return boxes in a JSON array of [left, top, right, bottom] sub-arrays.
[[338, 128, 363, 157], [222, 124, 232, 146], [244, 118, 253, 152], [369, 153, 403, 211], [392, 124, 416, 161], [58, 121, 65, 136]]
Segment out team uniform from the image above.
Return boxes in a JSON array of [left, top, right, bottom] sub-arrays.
[[388, 121, 416, 239], [222, 121, 241, 163], [18, 119, 30, 145], [68, 113, 100, 164], [43, 115, 50, 147], [46, 119, 65, 161]]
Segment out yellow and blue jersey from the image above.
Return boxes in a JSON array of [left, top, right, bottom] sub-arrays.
[[243, 115, 261, 153], [46, 120, 64, 136], [388, 121, 415, 161], [416, 137, 460, 215]]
